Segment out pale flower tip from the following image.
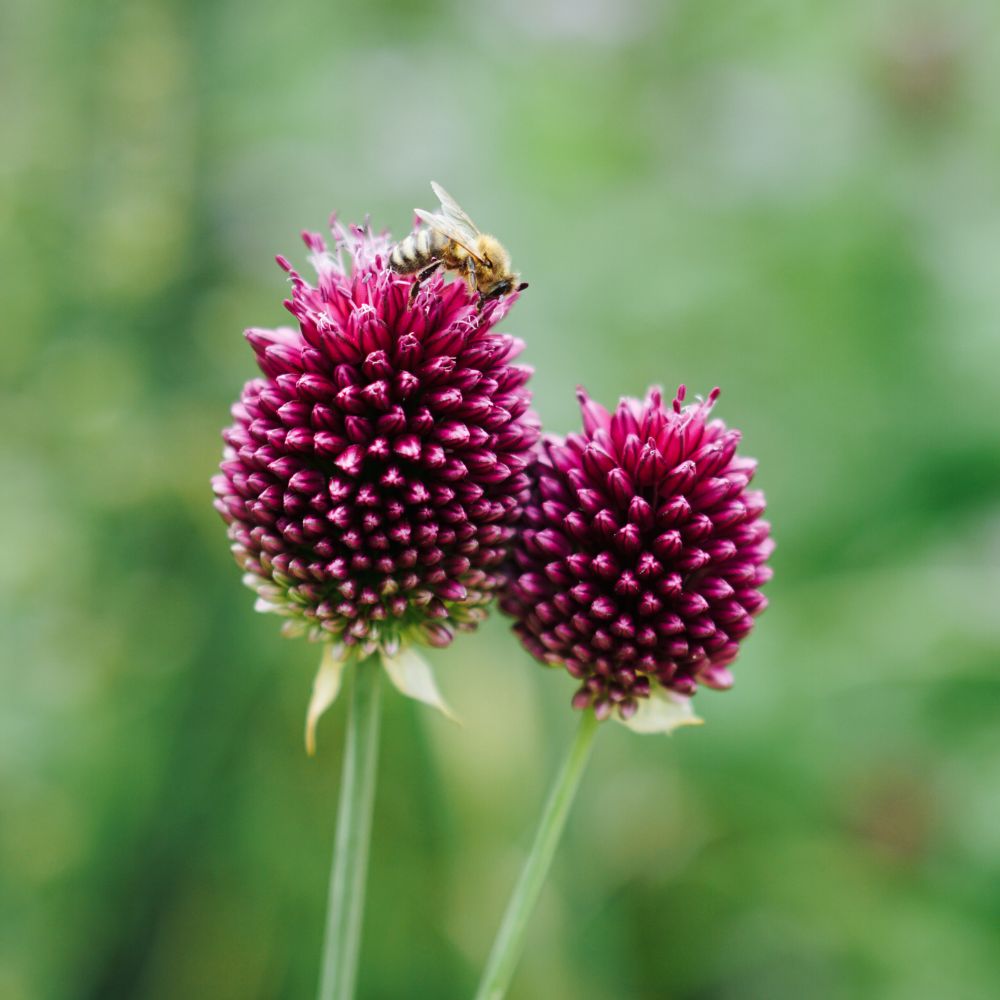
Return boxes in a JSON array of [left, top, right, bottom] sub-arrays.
[[304, 645, 348, 756]]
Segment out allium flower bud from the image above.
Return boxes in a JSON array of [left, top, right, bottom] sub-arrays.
[[213, 220, 539, 740], [501, 385, 772, 731]]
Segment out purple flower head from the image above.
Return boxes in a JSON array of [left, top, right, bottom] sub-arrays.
[[501, 385, 772, 727], [213, 220, 540, 663]]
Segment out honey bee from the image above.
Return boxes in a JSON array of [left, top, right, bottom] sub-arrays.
[[389, 182, 528, 307]]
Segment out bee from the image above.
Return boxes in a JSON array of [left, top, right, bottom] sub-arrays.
[[389, 182, 528, 307]]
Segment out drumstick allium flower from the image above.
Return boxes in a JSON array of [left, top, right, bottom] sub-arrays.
[[213, 215, 538, 1000], [213, 221, 539, 739], [501, 384, 772, 729], [477, 384, 772, 1000]]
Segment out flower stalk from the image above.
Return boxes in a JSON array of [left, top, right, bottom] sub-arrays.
[[317, 655, 382, 1000], [474, 710, 600, 1000]]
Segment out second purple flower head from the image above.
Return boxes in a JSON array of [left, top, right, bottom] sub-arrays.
[[502, 385, 773, 729]]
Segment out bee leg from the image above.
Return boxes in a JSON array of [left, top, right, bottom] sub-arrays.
[[408, 261, 441, 303], [463, 258, 486, 310]]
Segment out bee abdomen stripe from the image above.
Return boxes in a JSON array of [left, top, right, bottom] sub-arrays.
[[428, 228, 448, 253], [390, 227, 450, 273], [390, 237, 420, 269]]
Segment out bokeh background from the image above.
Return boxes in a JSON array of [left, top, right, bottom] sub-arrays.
[[4, 1, 1000, 997]]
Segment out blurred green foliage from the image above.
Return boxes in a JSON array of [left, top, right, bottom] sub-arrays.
[[3, 1, 1000, 998]]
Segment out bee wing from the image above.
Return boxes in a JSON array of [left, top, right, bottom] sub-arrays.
[[430, 181, 481, 235], [414, 208, 485, 262]]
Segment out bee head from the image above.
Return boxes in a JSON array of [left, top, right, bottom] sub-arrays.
[[484, 278, 528, 301], [477, 277, 529, 311]]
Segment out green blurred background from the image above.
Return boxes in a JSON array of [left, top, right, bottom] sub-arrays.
[[4, 1, 1000, 997]]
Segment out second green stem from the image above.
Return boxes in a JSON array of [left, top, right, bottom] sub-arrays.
[[474, 709, 600, 1000]]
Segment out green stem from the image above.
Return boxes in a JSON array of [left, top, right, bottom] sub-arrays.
[[474, 710, 600, 1000], [317, 655, 382, 1000]]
